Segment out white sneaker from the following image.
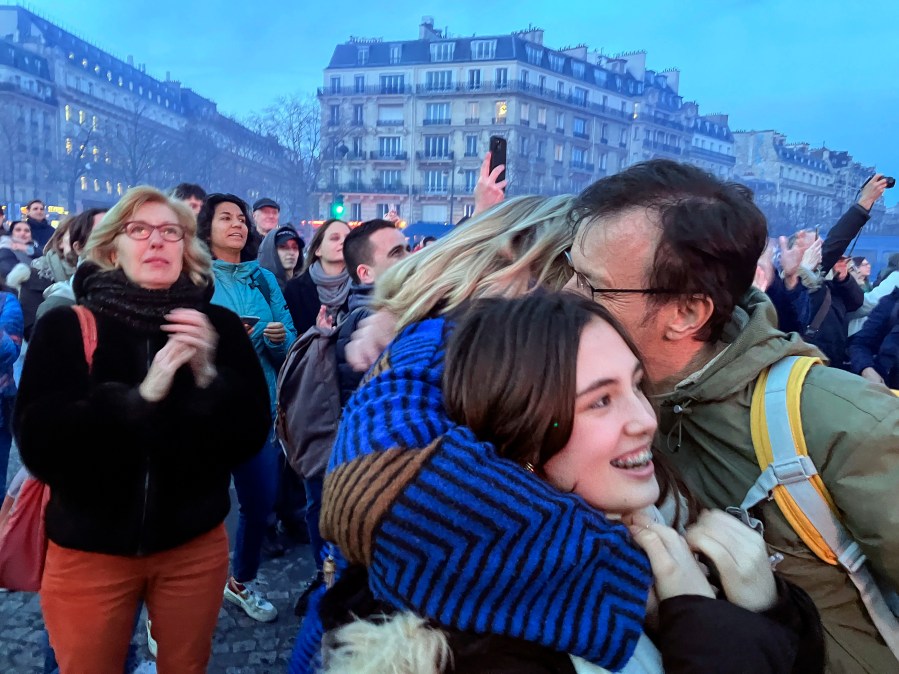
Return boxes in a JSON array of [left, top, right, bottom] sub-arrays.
[[224, 577, 278, 622], [146, 618, 157, 659]]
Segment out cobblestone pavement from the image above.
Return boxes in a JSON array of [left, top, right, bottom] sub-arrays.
[[1, 446, 318, 674]]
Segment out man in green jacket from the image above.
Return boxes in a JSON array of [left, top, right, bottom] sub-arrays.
[[566, 159, 897, 673]]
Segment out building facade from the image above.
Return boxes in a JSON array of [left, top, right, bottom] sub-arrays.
[[318, 19, 740, 224], [0, 5, 285, 218]]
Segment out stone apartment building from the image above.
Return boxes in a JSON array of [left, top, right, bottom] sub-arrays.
[[317, 17, 738, 223], [0, 5, 284, 219]]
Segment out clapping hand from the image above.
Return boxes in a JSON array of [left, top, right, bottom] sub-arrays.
[[162, 309, 218, 388]]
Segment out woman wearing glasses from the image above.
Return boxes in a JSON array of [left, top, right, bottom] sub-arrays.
[[15, 187, 271, 673], [196, 193, 297, 623]]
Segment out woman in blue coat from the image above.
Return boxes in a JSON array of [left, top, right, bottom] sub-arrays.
[[0, 281, 22, 500], [197, 193, 297, 624]]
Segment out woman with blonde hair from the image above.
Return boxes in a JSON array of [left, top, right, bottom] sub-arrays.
[[15, 186, 271, 673]]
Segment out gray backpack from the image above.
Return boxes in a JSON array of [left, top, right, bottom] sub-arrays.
[[275, 324, 341, 480]]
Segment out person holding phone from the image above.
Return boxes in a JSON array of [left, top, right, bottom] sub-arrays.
[[196, 193, 297, 623], [284, 218, 351, 333]]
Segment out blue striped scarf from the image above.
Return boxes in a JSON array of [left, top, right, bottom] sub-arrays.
[[321, 317, 652, 671]]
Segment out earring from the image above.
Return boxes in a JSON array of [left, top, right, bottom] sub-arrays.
[[523, 462, 536, 474]]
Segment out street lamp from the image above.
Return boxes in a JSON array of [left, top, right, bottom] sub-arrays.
[[330, 138, 348, 217]]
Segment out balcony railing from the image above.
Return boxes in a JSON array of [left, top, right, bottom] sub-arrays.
[[345, 151, 367, 160], [369, 151, 408, 160], [376, 119, 403, 126], [416, 151, 455, 161], [573, 131, 590, 140], [520, 119, 530, 127], [642, 139, 683, 155], [351, 119, 364, 127], [422, 118, 451, 126], [491, 117, 507, 125], [599, 137, 609, 144], [335, 182, 416, 194], [687, 145, 737, 165], [464, 117, 480, 125], [318, 85, 412, 96], [555, 127, 565, 134], [537, 122, 547, 130]]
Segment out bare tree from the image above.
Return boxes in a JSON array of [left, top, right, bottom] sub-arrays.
[[246, 94, 323, 217], [0, 100, 23, 206], [109, 100, 176, 187], [43, 119, 97, 212]]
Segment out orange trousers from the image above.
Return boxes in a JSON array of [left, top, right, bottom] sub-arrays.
[[41, 524, 229, 674]]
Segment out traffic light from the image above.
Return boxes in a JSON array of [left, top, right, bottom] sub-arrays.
[[330, 195, 345, 219]]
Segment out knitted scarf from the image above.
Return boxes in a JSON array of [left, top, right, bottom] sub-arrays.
[[32, 249, 76, 283], [73, 262, 209, 335], [308, 260, 350, 309], [346, 283, 374, 312], [319, 317, 652, 671]]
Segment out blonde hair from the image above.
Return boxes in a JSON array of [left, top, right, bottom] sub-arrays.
[[377, 195, 576, 331], [84, 186, 212, 286]]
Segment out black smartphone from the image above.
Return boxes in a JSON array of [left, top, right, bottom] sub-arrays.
[[240, 315, 261, 328], [489, 136, 507, 189]]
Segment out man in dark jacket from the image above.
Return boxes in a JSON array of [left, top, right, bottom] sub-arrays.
[[243, 197, 281, 260], [335, 219, 409, 404], [849, 287, 899, 387], [25, 200, 55, 254], [805, 256, 864, 368]]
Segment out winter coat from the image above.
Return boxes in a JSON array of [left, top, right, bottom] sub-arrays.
[[766, 274, 811, 334], [35, 277, 76, 323], [0, 292, 23, 406], [805, 274, 864, 368], [14, 302, 271, 557], [257, 225, 303, 291], [26, 216, 55, 255], [849, 288, 899, 387], [0, 237, 36, 280], [18, 249, 76, 340], [653, 288, 899, 673], [284, 268, 350, 335], [210, 259, 297, 416]]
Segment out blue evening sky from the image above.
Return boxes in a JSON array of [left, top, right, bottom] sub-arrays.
[[21, 0, 899, 205]]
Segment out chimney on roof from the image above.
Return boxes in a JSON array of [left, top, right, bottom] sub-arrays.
[[518, 27, 544, 45], [420, 16, 440, 40], [127, 54, 134, 66], [704, 113, 729, 126]]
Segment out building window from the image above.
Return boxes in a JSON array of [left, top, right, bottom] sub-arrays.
[[93, 179, 100, 192], [117, 182, 123, 195], [425, 102, 450, 124], [105, 180, 112, 194], [470, 40, 497, 60], [80, 176, 88, 191], [64, 105, 71, 122], [555, 112, 565, 133], [352, 168, 363, 185], [426, 70, 453, 91], [573, 117, 587, 137], [65, 137, 73, 155], [538, 75, 546, 92], [554, 143, 564, 162], [78, 109, 86, 125], [424, 170, 448, 192], [520, 103, 530, 123], [548, 53, 565, 73], [380, 169, 402, 186], [464, 169, 478, 192], [520, 70, 529, 87], [468, 69, 481, 90], [536, 140, 545, 159], [351, 203, 362, 221], [463, 203, 475, 218], [572, 62, 585, 79], [572, 147, 585, 165], [494, 68, 508, 89], [495, 101, 507, 122], [466, 101, 479, 122], [525, 45, 542, 66], [519, 135, 529, 155], [465, 134, 478, 157], [330, 76, 341, 94], [380, 75, 405, 94], [424, 136, 450, 158], [357, 46, 369, 65], [430, 42, 456, 62], [329, 105, 340, 125], [537, 107, 547, 127], [377, 104, 404, 125], [92, 115, 98, 131], [354, 75, 365, 93], [389, 44, 402, 64], [573, 87, 588, 105], [556, 81, 565, 98], [378, 136, 402, 157], [353, 104, 364, 125]]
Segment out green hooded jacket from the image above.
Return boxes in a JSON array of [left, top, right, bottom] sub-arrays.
[[654, 289, 899, 673]]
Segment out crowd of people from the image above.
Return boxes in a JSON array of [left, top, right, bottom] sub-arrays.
[[0, 159, 896, 674]]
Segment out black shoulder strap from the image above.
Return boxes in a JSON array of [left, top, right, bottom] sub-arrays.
[[807, 286, 832, 336], [252, 268, 272, 307]]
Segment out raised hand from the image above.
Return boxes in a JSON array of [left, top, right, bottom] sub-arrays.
[[473, 152, 507, 216], [346, 309, 398, 372]]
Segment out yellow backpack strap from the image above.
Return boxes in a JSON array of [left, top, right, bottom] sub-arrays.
[[743, 356, 899, 656]]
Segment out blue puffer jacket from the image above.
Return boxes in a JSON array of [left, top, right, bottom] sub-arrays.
[[210, 259, 297, 415]]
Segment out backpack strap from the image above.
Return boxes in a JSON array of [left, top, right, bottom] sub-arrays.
[[805, 286, 832, 337], [742, 355, 899, 657], [71, 305, 98, 371]]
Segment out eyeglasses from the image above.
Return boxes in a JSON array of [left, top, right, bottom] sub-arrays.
[[121, 221, 185, 242], [563, 250, 680, 300]]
